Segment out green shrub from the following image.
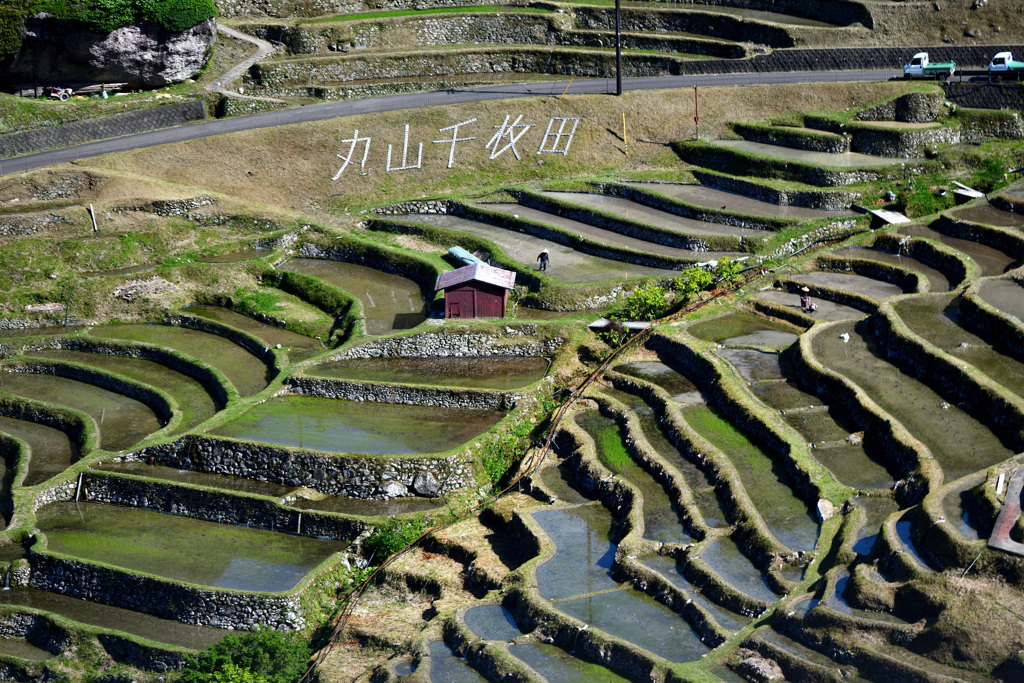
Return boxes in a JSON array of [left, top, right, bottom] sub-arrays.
[[26, 0, 217, 35], [482, 419, 532, 486], [672, 266, 714, 299], [620, 282, 667, 321], [363, 518, 428, 560], [0, 7, 25, 58], [179, 627, 311, 683]]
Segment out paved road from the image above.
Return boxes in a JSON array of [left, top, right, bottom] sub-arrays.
[[0, 69, 896, 177]]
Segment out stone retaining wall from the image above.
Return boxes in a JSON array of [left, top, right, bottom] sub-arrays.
[[847, 124, 959, 159], [855, 91, 944, 124], [28, 551, 307, 630], [733, 122, 850, 154], [373, 199, 455, 216], [286, 376, 518, 410], [943, 82, 1024, 112], [81, 472, 364, 540], [956, 108, 1024, 143], [334, 331, 561, 359], [573, 6, 792, 48], [125, 435, 473, 499], [691, 170, 859, 211], [0, 611, 66, 657], [0, 102, 206, 160]]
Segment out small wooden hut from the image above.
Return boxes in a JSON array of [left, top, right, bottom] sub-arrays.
[[435, 263, 516, 319]]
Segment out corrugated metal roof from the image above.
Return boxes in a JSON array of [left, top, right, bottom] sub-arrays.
[[435, 262, 516, 291]]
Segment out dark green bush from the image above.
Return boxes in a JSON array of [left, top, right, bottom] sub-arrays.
[[26, 0, 216, 35], [0, 7, 25, 58], [179, 627, 311, 683]]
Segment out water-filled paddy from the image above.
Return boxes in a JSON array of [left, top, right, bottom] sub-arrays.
[[640, 554, 750, 631], [0, 416, 76, 487], [787, 272, 905, 301], [0, 372, 162, 452], [483, 202, 746, 259], [94, 462, 295, 498], [90, 324, 272, 397], [211, 396, 503, 454], [895, 516, 931, 570], [979, 279, 1024, 324], [941, 474, 985, 541], [750, 381, 823, 411], [810, 443, 895, 490], [629, 182, 847, 219], [539, 463, 592, 505], [681, 404, 818, 550], [37, 502, 347, 592], [428, 640, 485, 682], [308, 356, 548, 390], [900, 224, 1017, 277], [950, 204, 1024, 227], [826, 569, 908, 624], [894, 295, 1024, 401], [0, 638, 55, 661], [509, 642, 630, 683], [689, 312, 798, 347], [390, 214, 680, 283], [613, 362, 703, 403], [753, 290, 866, 321], [811, 321, 1013, 479], [0, 588, 227, 649], [289, 494, 440, 516], [540, 192, 766, 238], [576, 411, 692, 544], [185, 305, 321, 360], [718, 349, 785, 382], [464, 604, 520, 641], [851, 496, 899, 556], [698, 537, 778, 602], [532, 505, 619, 600], [278, 258, 427, 336], [556, 589, 710, 663], [717, 139, 923, 167], [831, 247, 952, 292], [31, 349, 218, 433]]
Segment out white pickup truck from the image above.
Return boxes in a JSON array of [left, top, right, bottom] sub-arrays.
[[988, 51, 1024, 78], [903, 52, 956, 80]]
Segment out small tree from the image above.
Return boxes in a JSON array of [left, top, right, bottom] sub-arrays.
[[179, 627, 311, 683], [672, 267, 714, 299], [712, 257, 742, 285], [621, 282, 667, 321]]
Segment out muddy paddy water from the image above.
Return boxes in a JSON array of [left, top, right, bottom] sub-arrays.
[[308, 356, 548, 390], [811, 321, 1012, 479], [540, 192, 767, 238], [614, 361, 704, 403], [278, 258, 427, 336], [681, 403, 819, 551], [0, 416, 76, 487], [31, 349, 218, 433], [699, 537, 778, 602], [428, 640, 485, 682], [640, 554, 751, 631], [185, 305, 322, 361], [894, 295, 1024, 401], [37, 502, 347, 592], [90, 324, 272, 398], [900, 224, 1017, 277], [831, 247, 952, 292], [950, 204, 1024, 227], [0, 373, 162, 452], [754, 290, 866, 321], [787, 272, 905, 301], [628, 183, 848, 219], [0, 588, 227, 650], [576, 411, 692, 544], [979, 279, 1024, 324], [0, 638, 55, 662], [390, 214, 679, 283], [509, 642, 630, 683], [688, 312, 798, 347], [212, 396, 503, 454]]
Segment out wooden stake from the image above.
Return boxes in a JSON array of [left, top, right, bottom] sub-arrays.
[[622, 112, 628, 155], [88, 204, 98, 232]]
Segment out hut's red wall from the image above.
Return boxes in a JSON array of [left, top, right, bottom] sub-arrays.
[[444, 282, 506, 318]]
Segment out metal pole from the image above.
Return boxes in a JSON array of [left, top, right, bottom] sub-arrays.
[[615, 0, 623, 96], [694, 85, 699, 140]]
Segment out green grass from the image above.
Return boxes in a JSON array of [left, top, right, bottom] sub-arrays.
[[308, 5, 552, 24]]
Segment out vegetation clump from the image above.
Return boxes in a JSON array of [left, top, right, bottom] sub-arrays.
[[180, 627, 312, 683]]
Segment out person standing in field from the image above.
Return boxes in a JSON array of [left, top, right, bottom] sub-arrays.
[[537, 249, 550, 271]]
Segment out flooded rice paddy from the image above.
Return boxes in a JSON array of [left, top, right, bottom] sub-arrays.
[[753, 290, 866, 321], [0, 416, 76, 487], [31, 349, 218, 433], [428, 639, 485, 682], [831, 247, 952, 292], [0, 372, 162, 452], [786, 272, 905, 301], [185, 305, 322, 360], [698, 537, 777, 602], [628, 183, 848, 218], [941, 474, 986, 541], [640, 554, 751, 631], [900, 224, 1017, 277], [532, 505, 618, 600], [389, 214, 680, 283], [278, 258, 427, 336], [37, 502, 347, 592], [613, 361, 703, 403], [212, 395, 503, 454], [540, 192, 767, 238], [950, 204, 1024, 227], [90, 324, 272, 397], [576, 411, 692, 544], [0, 588, 227, 649], [509, 641, 630, 683], [464, 604, 520, 641], [978, 278, 1024, 323], [0, 637, 55, 661], [812, 321, 1013, 479], [894, 295, 1024, 401], [688, 312, 798, 347], [717, 139, 924, 167], [308, 356, 548, 390]]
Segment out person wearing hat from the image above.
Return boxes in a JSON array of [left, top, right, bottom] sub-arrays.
[[799, 286, 810, 311], [537, 249, 550, 271]]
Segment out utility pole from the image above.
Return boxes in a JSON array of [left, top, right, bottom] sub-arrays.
[[615, 0, 623, 96]]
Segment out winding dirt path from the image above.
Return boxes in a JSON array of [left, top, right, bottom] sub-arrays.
[[207, 24, 284, 103]]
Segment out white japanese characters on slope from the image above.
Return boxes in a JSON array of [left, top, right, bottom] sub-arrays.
[[332, 115, 580, 179]]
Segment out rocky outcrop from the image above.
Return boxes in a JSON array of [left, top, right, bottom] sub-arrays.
[[5, 15, 216, 87]]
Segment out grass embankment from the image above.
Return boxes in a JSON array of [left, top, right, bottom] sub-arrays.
[[307, 6, 553, 23]]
